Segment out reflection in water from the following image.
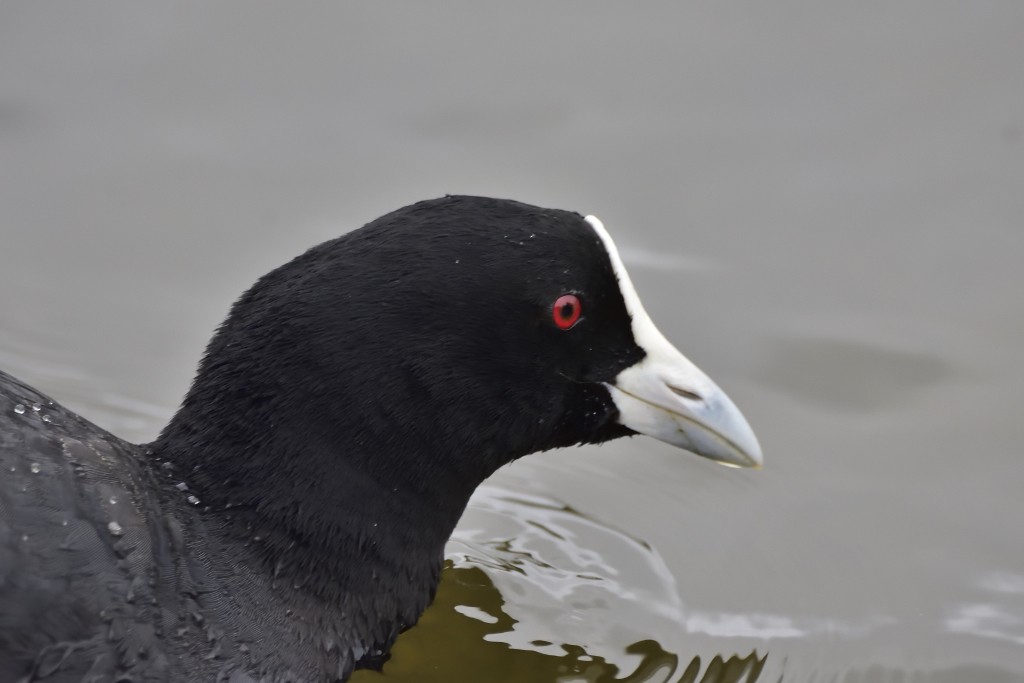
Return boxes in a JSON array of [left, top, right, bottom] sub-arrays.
[[946, 603, 1024, 645], [352, 564, 766, 683], [944, 571, 1024, 646], [353, 486, 767, 682], [684, 612, 895, 640]]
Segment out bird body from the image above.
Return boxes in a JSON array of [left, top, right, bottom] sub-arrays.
[[0, 197, 761, 681]]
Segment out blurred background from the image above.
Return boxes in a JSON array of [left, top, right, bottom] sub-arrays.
[[2, 3, 1022, 681]]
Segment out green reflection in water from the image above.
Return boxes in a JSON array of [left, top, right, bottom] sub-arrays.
[[352, 564, 766, 683]]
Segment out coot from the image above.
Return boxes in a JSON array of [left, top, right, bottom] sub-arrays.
[[0, 196, 761, 682]]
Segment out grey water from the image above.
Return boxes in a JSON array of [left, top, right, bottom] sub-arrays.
[[2, 3, 1022, 681]]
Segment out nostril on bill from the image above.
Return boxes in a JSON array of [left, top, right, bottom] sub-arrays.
[[667, 384, 703, 402]]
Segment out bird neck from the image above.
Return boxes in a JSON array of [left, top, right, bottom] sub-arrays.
[[148, 405, 492, 649]]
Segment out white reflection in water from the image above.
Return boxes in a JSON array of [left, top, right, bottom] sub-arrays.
[[451, 487, 1024, 680], [945, 572, 1024, 645], [684, 612, 895, 640], [453, 605, 499, 625], [945, 604, 1024, 645], [449, 484, 686, 671], [449, 485, 905, 679], [451, 485, 686, 618]]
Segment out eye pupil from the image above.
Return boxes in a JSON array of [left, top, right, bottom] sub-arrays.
[[552, 294, 582, 330]]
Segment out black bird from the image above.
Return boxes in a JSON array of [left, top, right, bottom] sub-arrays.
[[0, 196, 762, 682]]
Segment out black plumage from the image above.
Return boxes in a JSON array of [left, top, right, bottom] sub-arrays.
[[0, 196, 760, 681]]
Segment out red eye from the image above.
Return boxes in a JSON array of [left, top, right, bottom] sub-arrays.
[[552, 294, 582, 330]]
